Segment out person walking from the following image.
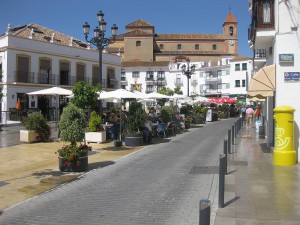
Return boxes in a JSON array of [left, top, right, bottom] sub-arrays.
[[246, 106, 254, 128]]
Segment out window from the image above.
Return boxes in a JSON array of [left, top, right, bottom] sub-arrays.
[[235, 64, 240, 71], [159, 44, 164, 50], [146, 71, 154, 80], [39, 58, 51, 84], [217, 70, 222, 76], [60, 61, 70, 85], [177, 44, 181, 50], [235, 80, 240, 87], [242, 79, 246, 87], [146, 85, 154, 93], [269, 47, 273, 55], [157, 71, 165, 80], [229, 26, 234, 36], [121, 71, 126, 81], [16, 55, 30, 83], [195, 44, 199, 50], [263, 2, 271, 23], [76, 63, 85, 82], [132, 71, 139, 78], [212, 44, 217, 50], [242, 63, 247, 70], [136, 41, 141, 46]]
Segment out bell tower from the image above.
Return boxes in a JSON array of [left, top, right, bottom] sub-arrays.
[[223, 12, 238, 55]]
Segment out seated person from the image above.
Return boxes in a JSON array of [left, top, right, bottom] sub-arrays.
[[143, 116, 153, 144]]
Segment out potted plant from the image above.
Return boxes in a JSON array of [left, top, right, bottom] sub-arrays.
[[20, 112, 50, 143], [57, 102, 91, 172], [124, 102, 145, 146], [184, 116, 192, 129], [194, 113, 205, 124], [85, 111, 106, 144]]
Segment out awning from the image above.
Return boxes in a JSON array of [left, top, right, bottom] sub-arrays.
[[247, 64, 275, 97]]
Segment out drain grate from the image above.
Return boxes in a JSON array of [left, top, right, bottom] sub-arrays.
[[228, 160, 248, 166], [0, 181, 9, 187], [189, 166, 219, 175]]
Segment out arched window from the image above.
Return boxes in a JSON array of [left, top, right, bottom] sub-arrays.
[[229, 26, 234, 36]]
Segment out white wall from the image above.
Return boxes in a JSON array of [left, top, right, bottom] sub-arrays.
[[275, 0, 300, 160]]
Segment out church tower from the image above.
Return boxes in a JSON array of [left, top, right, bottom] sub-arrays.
[[223, 12, 238, 55]]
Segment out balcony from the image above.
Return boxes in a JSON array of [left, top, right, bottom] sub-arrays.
[[14, 71, 101, 87], [145, 76, 154, 81], [254, 49, 267, 68], [248, 0, 275, 49], [205, 75, 221, 82]]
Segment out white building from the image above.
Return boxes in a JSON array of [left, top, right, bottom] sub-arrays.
[[0, 23, 121, 124], [121, 56, 251, 100], [248, 0, 300, 160]]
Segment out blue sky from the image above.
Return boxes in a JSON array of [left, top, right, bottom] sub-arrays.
[[0, 0, 252, 57]]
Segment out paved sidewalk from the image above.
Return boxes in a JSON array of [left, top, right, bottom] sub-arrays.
[[0, 138, 144, 210], [215, 125, 300, 225]]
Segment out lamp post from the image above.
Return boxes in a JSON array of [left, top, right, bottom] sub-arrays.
[[83, 11, 118, 113], [181, 59, 195, 97]]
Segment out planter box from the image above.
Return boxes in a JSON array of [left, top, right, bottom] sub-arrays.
[[125, 133, 143, 146], [20, 130, 37, 143], [59, 152, 88, 172], [85, 131, 106, 144]]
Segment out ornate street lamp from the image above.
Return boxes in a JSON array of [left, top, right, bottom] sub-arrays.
[[83, 10, 118, 112], [181, 59, 195, 97]]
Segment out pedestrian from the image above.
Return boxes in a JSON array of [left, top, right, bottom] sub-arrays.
[[143, 116, 153, 144], [246, 106, 254, 128], [240, 105, 246, 121]]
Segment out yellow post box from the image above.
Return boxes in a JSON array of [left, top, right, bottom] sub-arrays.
[[273, 105, 296, 166]]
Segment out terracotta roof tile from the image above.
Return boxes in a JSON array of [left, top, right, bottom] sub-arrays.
[[126, 19, 154, 28], [224, 12, 237, 23], [230, 56, 252, 62], [124, 30, 154, 37], [9, 23, 88, 49], [156, 34, 224, 40]]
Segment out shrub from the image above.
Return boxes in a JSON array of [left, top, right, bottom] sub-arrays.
[[88, 111, 102, 132], [127, 102, 145, 134], [160, 106, 172, 123], [59, 102, 86, 145], [23, 112, 50, 142]]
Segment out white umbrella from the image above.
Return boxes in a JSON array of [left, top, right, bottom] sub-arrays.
[[172, 94, 187, 99], [146, 92, 173, 99], [27, 86, 73, 138], [27, 86, 72, 96], [98, 89, 144, 100]]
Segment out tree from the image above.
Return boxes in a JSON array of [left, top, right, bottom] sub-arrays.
[[71, 81, 101, 111], [59, 102, 86, 145], [157, 87, 173, 106], [174, 87, 183, 95]]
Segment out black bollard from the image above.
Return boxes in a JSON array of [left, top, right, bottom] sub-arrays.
[[228, 128, 231, 154], [199, 199, 211, 225], [218, 154, 226, 208], [231, 125, 234, 145], [223, 139, 228, 175], [235, 122, 237, 138]]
